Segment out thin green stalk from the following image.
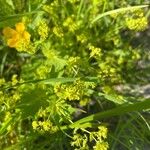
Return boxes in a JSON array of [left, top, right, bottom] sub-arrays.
[[137, 112, 150, 131], [102, 0, 107, 13], [77, 0, 84, 19], [91, 5, 148, 24], [109, 134, 130, 150], [0, 11, 43, 22], [0, 76, 98, 90], [61, 99, 150, 130], [0, 77, 76, 90], [0, 52, 8, 76], [111, 116, 135, 149]]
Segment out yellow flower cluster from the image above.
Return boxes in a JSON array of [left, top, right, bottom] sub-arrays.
[[53, 26, 64, 38], [63, 16, 78, 32], [71, 133, 89, 149], [32, 120, 58, 133], [0, 91, 5, 106], [0, 87, 21, 110], [71, 126, 108, 150], [66, 56, 81, 75], [36, 65, 50, 79], [54, 83, 82, 101], [54, 80, 95, 101], [125, 17, 148, 31], [11, 74, 18, 86], [88, 44, 102, 58], [93, 141, 109, 150], [97, 126, 108, 139], [4, 111, 11, 121], [98, 62, 120, 83], [42, 5, 53, 14], [42, 1, 58, 16], [0, 75, 22, 109], [68, 57, 80, 66], [32, 120, 52, 131], [3, 22, 31, 51], [92, 126, 109, 150], [12, 92, 21, 102], [38, 21, 49, 40], [76, 33, 87, 43]]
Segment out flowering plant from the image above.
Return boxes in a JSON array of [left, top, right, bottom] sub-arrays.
[[0, 0, 149, 149]]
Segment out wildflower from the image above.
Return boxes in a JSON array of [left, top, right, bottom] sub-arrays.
[[63, 16, 78, 32], [53, 26, 64, 38], [97, 126, 108, 139], [88, 44, 101, 58], [4, 112, 11, 121], [3, 22, 31, 51], [12, 92, 21, 102], [0, 91, 5, 103], [76, 34, 87, 43], [71, 133, 89, 149], [54, 84, 79, 100], [93, 141, 109, 150], [32, 121, 39, 130], [38, 21, 49, 40], [125, 17, 148, 31], [11, 74, 18, 86], [36, 65, 50, 79], [42, 121, 51, 131], [54, 81, 83, 101]]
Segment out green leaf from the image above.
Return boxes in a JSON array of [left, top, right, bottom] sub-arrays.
[[61, 99, 150, 129], [98, 92, 126, 104], [0, 11, 42, 22], [16, 87, 48, 118], [0, 0, 14, 17]]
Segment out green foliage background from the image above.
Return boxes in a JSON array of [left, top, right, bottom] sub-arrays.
[[0, 0, 150, 149]]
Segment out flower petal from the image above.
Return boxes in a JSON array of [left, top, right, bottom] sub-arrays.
[[3, 27, 17, 39], [7, 38, 18, 48], [23, 31, 31, 41], [7, 34, 20, 48], [15, 22, 25, 33]]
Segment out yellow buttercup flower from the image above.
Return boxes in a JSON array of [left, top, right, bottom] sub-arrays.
[[3, 22, 30, 50]]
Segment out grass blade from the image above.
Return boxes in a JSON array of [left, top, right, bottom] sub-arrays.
[[92, 5, 149, 24], [61, 99, 150, 129]]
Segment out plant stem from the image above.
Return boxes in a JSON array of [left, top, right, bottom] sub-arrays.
[[61, 99, 150, 130]]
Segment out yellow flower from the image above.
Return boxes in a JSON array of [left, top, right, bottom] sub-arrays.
[[3, 22, 30, 48], [32, 121, 39, 130], [125, 17, 148, 31], [42, 121, 51, 131]]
